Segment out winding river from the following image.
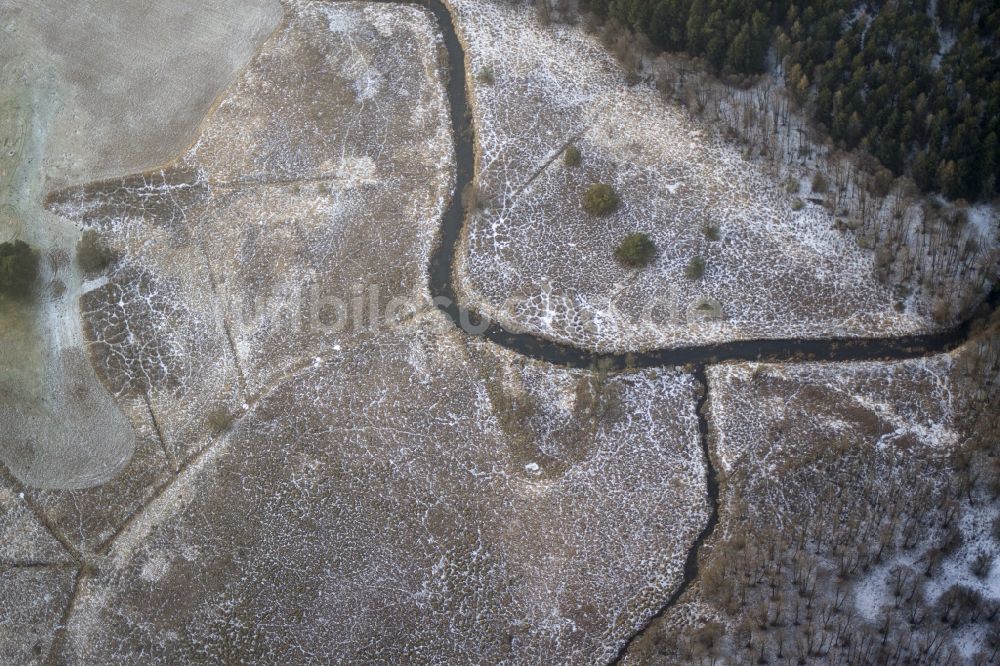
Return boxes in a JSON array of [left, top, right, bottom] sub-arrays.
[[411, 0, 998, 661], [423, 0, 997, 371]]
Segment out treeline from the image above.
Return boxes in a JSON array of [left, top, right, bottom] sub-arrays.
[[579, 0, 1000, 201]]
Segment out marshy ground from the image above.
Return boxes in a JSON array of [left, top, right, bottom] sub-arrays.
[[1, 1, 997, 663]]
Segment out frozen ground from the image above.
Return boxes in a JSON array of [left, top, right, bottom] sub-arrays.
[[1, 82, 135, 489], [47, 0, 454, 462], [450, 0, 935, 352], [55, 312, 707, 663], [688, 353, 999, 662], [616, 343, 998, 662], [0, 0, 280, 489], [708, 356, 962, 480], [4, 0, 996, 662], [1, 0, 281, 190], [0, 474, 78, 660], [0, 564, 76, 663], [3, 3, 712, 663]]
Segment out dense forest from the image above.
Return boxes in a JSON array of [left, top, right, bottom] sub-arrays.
[[580, 0, 1000, 201]]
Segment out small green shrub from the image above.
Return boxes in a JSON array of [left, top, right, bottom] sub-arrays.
[[785, 177, 800, 193], [703, 224, 720, 241], [476, 67, 495, 85], [684, 255, 705, 280], [614, 233, 656, 268], [76, 229, 117, 274], [564, 144, 582, 167], [583, 183, 619, 216], [791, 198, 805, 211], [0, 240, 40, 299]]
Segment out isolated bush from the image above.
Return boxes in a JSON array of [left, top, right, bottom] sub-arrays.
[[0, 240, 40, 299], [791, 198, 805, 211], [684, 255, 705, 280], [564, 144, 582, 167], [76, 229, 116, 274], [583, 183, 619, 216], [703, 223, 720, 241], [693, 296, 724, 319], [614, 232, 655, 268], [476, 66, 495, 85]]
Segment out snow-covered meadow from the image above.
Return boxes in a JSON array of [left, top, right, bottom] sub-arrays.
[[451, 0, 936, 352], [708, 355, 963, 479], [60, 311, 709, 663], [47, 0, 454, 454], [4, 0, 996, 662], [9, 3, 714, 662]]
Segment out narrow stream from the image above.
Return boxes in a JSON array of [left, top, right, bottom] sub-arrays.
[[413, 0, 997, 661], [607, 364, 718, 663]]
